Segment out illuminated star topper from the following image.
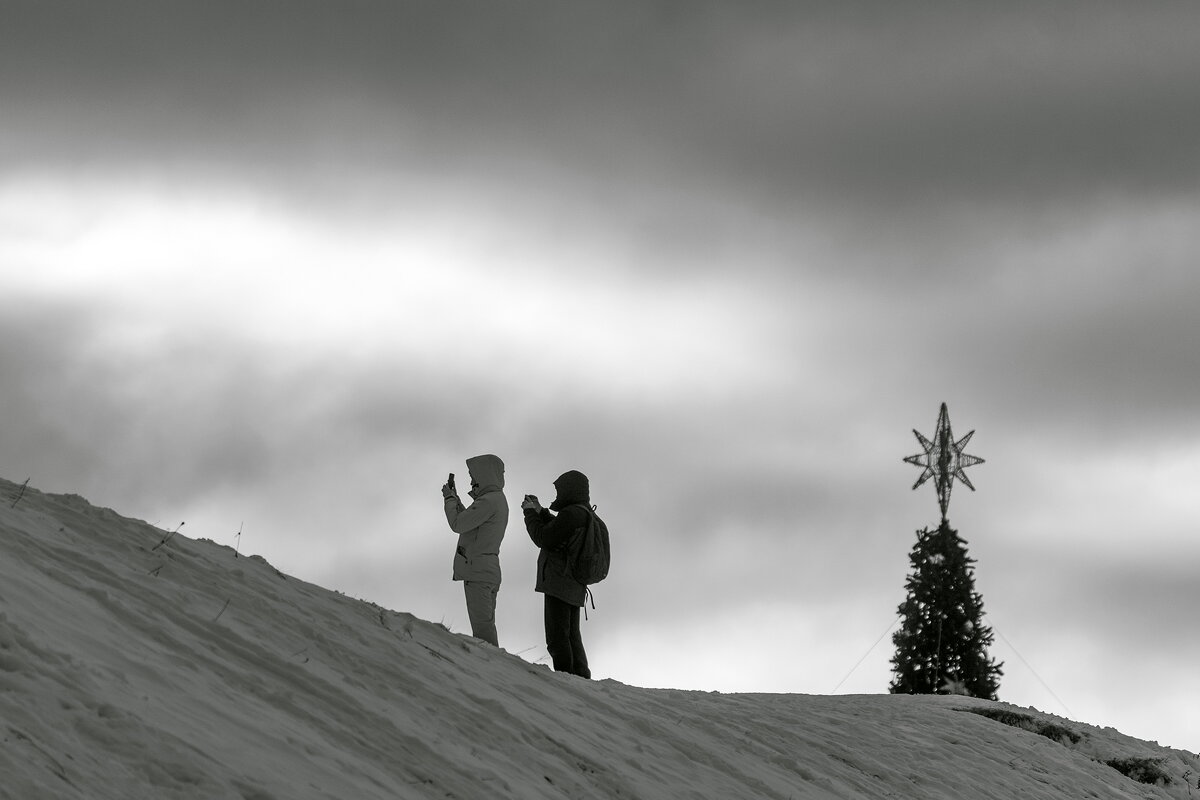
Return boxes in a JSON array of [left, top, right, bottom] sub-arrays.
[[904, 402, 985, 521]]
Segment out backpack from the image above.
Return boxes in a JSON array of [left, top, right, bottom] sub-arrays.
[[565, 504, 610, 585]]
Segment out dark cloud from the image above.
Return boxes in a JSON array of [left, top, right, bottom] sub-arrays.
[[5, 1, 1198, 226]]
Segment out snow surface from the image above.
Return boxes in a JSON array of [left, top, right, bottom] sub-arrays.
[[1, 476, 1196, 800]]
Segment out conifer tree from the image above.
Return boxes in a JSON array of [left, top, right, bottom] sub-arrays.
[[889, 520, 1002, 699]]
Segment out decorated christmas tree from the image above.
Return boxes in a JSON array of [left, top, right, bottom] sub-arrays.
[[893, 403, 1001, 699], [889, 520, 1002, 698]]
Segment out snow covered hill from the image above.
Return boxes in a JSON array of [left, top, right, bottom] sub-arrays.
[[1, 476, 1196, 800]]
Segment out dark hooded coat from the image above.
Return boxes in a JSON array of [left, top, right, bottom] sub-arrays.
[[524, 470, 591, 607]]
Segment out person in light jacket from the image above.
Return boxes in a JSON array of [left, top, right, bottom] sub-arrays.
[[442, 454, 508, 646], [523, 469, 591, 678]]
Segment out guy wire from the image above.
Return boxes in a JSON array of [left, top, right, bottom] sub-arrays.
[[995, 628, 1073, 717], [832, 615, 901, 694]]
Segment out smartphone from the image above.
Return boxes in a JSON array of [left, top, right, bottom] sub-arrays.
[[448, 473, 456, 491]]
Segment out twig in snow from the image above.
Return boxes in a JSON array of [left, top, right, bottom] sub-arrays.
[[234, 522, 242, 558], [10, 478, 30, 508], [212, 598, 231, 622], [419, 643, 454, 663], [151, 521, 185, 551], [148, 565, 163, 577]]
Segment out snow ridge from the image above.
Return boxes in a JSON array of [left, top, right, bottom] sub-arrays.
[[1, 477, 1196, 799]]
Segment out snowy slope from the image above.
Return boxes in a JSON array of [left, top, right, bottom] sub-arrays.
[[1, 476, 1196, 800]]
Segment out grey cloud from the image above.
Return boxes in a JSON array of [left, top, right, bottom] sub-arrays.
[[5, 2, 1198, 225], [993, 549, 1200, 652], [0, 294, 521, 508], [781, 212, 1200, 451], [952, 267, 1200, 446]]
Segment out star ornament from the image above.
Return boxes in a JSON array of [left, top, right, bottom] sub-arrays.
[[904, 402, 985, 520]]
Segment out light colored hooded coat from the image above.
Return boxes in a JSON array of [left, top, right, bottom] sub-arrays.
[[443, 454, 508, 584]]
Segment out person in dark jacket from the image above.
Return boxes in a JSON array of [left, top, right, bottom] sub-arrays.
[[523, 469, 592, 678]]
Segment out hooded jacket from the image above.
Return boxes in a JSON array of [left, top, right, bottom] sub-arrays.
[[444, 454, 508, 584], [524, 470, 590, 606]]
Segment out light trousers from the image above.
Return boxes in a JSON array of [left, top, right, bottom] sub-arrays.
[[463, 581, 499, 646]]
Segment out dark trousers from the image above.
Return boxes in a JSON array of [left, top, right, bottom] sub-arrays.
[[544, 595, 589, 678]]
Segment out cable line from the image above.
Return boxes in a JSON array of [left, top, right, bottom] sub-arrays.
[[832, 615, 901, 694], [995, 628, 1073, 717]]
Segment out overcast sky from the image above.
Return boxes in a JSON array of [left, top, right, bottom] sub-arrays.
[[3, 1, 1199, 752]]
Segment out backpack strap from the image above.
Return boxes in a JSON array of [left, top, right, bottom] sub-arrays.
[[576, 504, 600, 616], [583, 586, 596, 619]]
